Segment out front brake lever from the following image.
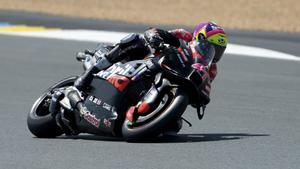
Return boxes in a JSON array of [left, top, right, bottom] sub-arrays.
[[76, 52, 88, 62]]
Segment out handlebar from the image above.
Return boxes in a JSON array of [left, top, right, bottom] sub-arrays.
[[76, 50, 95, 62]]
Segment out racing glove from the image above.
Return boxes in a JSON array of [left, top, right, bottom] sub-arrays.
[[144, 29, 164, 52]]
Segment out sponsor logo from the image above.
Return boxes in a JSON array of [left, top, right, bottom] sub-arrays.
[[88, 96, 102, 106], [176, 53, 186, 68], [103, 102, 111, 111], [97, 63, 134, 79], [211, 24, 223, 31], [218, 38, 225, 45], [183, 48, 189, 57], [83, 111, 100, 128], [80, 107, 100, 128], [103, 119, 112, 128]]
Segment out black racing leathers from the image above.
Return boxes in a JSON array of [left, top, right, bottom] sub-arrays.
[[74, 28, 184, 90]]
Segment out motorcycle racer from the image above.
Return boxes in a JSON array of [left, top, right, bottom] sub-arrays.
[[75, 22, 227, 91], [57, 22, 228, 134]]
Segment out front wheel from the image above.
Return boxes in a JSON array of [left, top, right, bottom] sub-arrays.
[[27, 76, 77, 138], [122, 88, 189, 141]]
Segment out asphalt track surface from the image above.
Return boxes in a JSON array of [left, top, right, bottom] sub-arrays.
[[1, 11, 300, 169]]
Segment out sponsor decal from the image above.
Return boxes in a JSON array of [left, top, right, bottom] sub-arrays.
[[176, 53, 186, 68], [83, 112, 100, 128], [103, 119, 112, 128], [218, 38, 225, 45], [97, 63, 134, 79], [177, 47, 189, 63], [103, 102, 112, 111], [183, 48, 190, 59], [80, 107, 100, 128], [88, 96, 102, 106]]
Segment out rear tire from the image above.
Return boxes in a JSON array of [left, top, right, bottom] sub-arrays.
[[122, 88, 189, 141], [27, 76, 77, 138]]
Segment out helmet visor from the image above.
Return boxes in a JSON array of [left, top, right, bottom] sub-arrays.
[[195, 39, 215, 65]]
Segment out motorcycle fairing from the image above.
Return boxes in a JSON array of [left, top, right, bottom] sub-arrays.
[[77, 78, 124, 135], [107, 75, 131, 92], [78, 59, 157, 135], [95, 59, 154, 81]]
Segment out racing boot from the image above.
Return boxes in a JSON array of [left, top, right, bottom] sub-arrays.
[[75, 34, 149, 91]]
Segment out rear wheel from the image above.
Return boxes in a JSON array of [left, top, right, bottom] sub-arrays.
[[27, 76, 77, 138], [122, 88, 189, 141]]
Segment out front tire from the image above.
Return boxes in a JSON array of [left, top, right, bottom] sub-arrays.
[[27, 76, 77, 138], [122, 88, 189, 141]]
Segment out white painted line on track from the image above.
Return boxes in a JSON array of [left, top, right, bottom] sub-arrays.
[[0, 29, 128, 43], [226, 44, 300, 61], [1, 29, 299, 61]]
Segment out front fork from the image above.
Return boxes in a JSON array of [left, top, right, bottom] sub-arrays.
[[48, 87, 82, 135]]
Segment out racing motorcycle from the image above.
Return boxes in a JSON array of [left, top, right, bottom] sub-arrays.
[[27, 44, 209, 141]]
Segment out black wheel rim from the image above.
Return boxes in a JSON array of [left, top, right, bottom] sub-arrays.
[[33, 79, 75, 117], [35, 94, 52, 117]]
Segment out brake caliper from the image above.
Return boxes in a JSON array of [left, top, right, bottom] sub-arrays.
[[125, 101, 151, 124]]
